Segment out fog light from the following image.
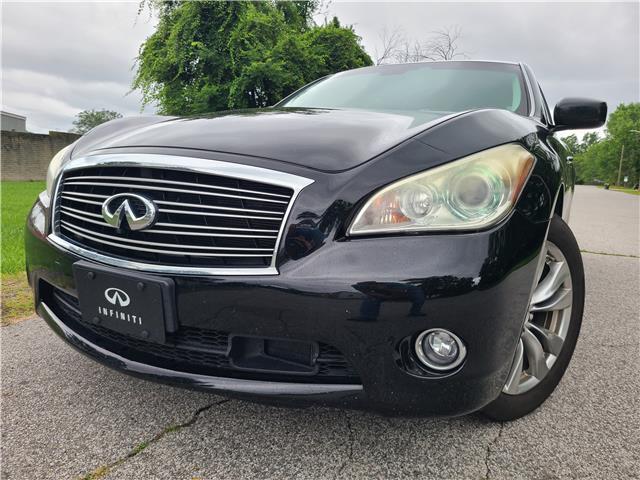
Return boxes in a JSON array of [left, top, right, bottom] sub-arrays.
[[415, 329, 466, 371]]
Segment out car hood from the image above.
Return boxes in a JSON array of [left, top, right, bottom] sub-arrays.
[[71, 108, 457, 172]]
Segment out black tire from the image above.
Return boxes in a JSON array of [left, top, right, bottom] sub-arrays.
[[481, 215, 585, 421]]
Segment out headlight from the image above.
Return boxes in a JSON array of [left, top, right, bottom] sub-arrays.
[[45, 144, 73, 197], [348, 144, 535, 235]]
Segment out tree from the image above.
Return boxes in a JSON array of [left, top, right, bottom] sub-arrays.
[[375, 25, 467, 65], [71, 109, 122, 134], [374, 27, 406, 65], [606, 103, 640, 184], [562, 134, 583, 155], [573, 103, 640, 185], [133, 1, 372, 115]]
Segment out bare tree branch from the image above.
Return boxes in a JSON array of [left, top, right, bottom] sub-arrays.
[[425, 26, 467, 60], [375, 26, 405, 65], [374, 25, 468, 64]]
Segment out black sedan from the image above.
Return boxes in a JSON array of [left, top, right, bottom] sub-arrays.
[[26, 61, 606, 419]]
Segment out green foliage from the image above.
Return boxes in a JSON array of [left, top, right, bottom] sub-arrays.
[[571, 103, 640, 185], [562, 134, 582, 155], [71, 109, 122, 134], [133, 1, 372, 114]]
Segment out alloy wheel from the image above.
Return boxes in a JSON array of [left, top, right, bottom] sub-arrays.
[[503, 241, 573, 395]]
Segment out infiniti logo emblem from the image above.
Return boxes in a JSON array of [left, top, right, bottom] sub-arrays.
[[101, 193, 157, 231], [104, 287, 131, 307]]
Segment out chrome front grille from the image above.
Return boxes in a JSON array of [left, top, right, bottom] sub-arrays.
[[50, 155, 312, 274]]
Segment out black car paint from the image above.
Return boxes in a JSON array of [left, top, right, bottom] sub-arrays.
[[69, 108, 457, 173], [26, 68, 574, 415]]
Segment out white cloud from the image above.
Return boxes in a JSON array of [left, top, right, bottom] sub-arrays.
[[323, 1, 639, 110], [2, 1, 157, 133], [2, 1, 638, 134]]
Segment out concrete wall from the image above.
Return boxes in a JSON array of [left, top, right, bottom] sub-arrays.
[[1, 131, 81, 181]]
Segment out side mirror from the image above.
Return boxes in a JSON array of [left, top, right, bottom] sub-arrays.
[[553, 97, 607, 131]]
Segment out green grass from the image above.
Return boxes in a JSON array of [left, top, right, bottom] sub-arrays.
[[1, 181, 44, 324], [597, 185, 640, 195], [1, 181, 45, 274], [1, 273, 33, 325], [610, 186, 640, 196]]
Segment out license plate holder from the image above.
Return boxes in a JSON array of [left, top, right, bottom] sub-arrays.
[[72, 261, 176, 344]]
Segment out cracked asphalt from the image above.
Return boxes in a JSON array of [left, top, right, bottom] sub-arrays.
[[2, 186, 639, 480]]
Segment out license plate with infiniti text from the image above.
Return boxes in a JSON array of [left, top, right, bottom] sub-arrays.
[[72, 261, 176, 344]]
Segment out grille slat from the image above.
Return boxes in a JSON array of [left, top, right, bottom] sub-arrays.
[[62, 191, 109, 199], [60, 221, 274, 251], [62, 194, 284, 220], [157, 208, 283, 221], [63, 181, 290, 204], [62, 191, 285, 216], [155, 200, 284, 216], [55, 166, 294, 268], [60, 205, 104, 218], [154, 222, 278, 233], [60, 223, 273, 258], [65, 175, 291, 199], [60, 195, 103, 206], [144, 228, 277, 239], [61, 206, 280, 235]]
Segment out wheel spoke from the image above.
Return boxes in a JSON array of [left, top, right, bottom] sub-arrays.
[[503, 241, 575, 396], [503, 339, 524, 394], [521, 328, 549, 380], [530, 287, 572, 312], [527, 322, 564, 356], [531, 261, 570, 306]]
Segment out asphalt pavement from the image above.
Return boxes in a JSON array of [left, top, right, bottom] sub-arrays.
[[2, 185, 638, 480]]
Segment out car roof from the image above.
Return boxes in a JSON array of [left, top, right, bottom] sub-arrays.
[[373, 59, 520, 66]]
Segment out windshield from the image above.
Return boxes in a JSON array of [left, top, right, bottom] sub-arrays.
[[280, 62, 529, 116]]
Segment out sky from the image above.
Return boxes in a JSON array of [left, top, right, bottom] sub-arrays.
[[2, 1, 638, 139], [1, 1, 157, 133]]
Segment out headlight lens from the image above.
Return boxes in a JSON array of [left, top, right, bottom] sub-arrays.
[[45, 144, 73, 197], [349, 144, 535, 235]]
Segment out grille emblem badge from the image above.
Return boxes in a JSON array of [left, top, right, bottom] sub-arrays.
[[104, 287, 131, 307], [101, 193, 158, 231]]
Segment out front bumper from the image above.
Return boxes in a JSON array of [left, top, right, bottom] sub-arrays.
[[26, 195, 548, 415]]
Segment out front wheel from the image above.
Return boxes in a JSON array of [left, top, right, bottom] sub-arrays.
[[482, 215, 585, 421]]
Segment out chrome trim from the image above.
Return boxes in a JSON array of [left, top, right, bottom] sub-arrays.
[[101, 193, 158, 231], [49, 234, 277, 272], [65, 175, 291, 199], [39, 302, 363, 396], [414, 328, 467, 372], [60, 195, 103, 206], [519, 62, 536, 117], [157, 208, 282, 221], [62, 191, 286, 215], [62, 191, 108, 199], [62, 198, 283, 221], [59, 221, 273, 251], [60, 205, 103, 219], [63, 181, 289, 204], [153, 221, 278, 234], [59, 211, 277, 238], [143, 228, 277, 239], [38, 191, 51, 209], [154, 200, 283, 216], [49, 153, 314, 276], [62, 209, 117, 228]]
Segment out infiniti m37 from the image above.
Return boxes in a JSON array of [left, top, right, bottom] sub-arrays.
[[26, 61, 606, 419]]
